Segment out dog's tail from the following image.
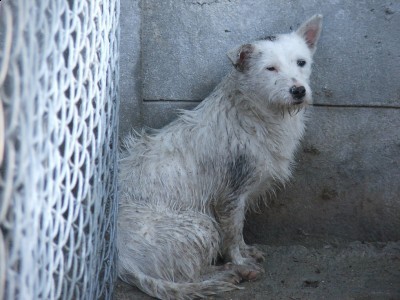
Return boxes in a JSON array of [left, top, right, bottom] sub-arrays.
[[120, 271, 242, 300]]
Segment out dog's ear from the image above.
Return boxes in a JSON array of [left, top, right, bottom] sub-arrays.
[[227, 44, 254, 72], [296, 14, 323, 53]]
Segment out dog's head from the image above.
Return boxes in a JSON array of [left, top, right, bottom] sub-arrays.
[[227, 15, 323, 111]]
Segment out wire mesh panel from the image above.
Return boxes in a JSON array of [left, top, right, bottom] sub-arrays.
[[0, 0, 119, 299]]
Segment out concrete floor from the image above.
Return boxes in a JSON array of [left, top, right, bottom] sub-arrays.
[[114, 238, 400, 300]]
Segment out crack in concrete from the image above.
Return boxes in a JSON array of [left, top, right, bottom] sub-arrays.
[[191, 0, 232, 7]]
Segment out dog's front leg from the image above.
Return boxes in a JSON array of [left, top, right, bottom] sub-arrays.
[[219, 197, 246, 264], [215, 195, 264, 280]]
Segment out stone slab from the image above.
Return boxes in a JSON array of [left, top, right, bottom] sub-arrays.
[[118, 0, 142, 138], [245, 106, 400, 243], [119, 0, 400, 244], [141, 0, 400, 106], [141, 103, 400, 242], [142, 101, 198, 129]]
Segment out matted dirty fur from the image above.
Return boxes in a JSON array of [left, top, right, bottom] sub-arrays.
[[118, 15, 323, 300]]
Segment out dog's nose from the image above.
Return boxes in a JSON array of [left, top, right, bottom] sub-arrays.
[[290, 85, 306, 100]]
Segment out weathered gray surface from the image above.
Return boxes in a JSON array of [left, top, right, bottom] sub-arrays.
[[142, 101, 198, 129], [245, 106, 400, 243], [114, 241, 400, 300], [141, 0, 400, 106], [118, 0, 400, 242], [119, 0, 142, 138], [140, 105, 400, 242]]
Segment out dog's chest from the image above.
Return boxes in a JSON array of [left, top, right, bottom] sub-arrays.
[[240, 113, 306, 187]]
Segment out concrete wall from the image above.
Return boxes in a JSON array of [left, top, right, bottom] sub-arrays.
[[119, 0, 400, 242]]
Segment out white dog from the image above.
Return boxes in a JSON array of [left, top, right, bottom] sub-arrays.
[[117, 15, 323, 299]]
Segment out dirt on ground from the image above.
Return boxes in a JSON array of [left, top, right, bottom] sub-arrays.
[[114, 238, 400, 300]]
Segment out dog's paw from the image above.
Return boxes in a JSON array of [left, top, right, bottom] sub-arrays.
[[234, 262, 264, 282], [241, 244, 265, 262], [223, 261, 264, 282]]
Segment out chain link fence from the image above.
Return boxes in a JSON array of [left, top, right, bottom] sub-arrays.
[[0, 0, 120, 299]]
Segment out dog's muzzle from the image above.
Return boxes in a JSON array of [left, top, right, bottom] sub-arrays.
[[290, 85, 306, 103]]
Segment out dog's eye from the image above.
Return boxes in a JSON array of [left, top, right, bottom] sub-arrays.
[[266, 66, 276, 71], [297, 60, 306, 67]]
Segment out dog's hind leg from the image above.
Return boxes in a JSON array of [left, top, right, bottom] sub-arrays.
[[117, 204, 241, 299]]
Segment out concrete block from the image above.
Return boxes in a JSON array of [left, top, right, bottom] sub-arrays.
[[141, 0, 400, 106], [245, 106, 400, 243], [119, 0, 142, 138], [142, 101, 198, 129], [119, 0, 400, 242], [139, 104, 400, 242]]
